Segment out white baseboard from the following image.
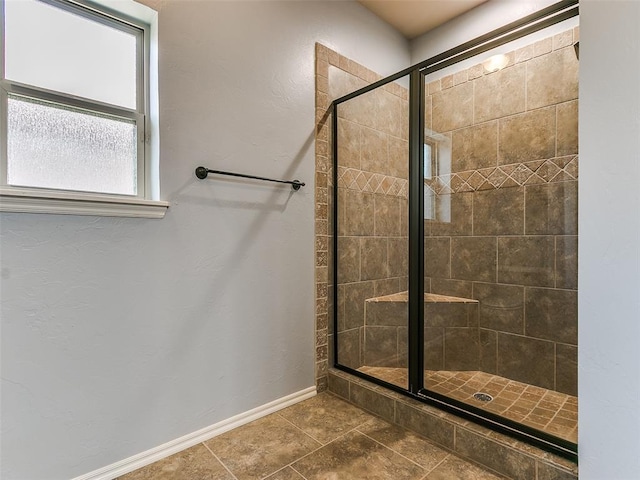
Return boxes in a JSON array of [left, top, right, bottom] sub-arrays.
[[72, 386, 317, 480]]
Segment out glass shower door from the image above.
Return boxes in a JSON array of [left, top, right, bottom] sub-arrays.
[[334, 74, 410, 389]]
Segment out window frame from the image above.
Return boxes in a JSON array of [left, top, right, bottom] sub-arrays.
[[0, 0, 167, 217]]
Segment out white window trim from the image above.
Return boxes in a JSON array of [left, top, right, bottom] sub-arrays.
[[0, 0, 167, 218]]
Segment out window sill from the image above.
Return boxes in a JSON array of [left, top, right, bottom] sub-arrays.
[[0, 187, 169, 218]]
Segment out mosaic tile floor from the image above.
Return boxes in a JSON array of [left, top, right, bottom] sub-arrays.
[[119, 393, 506, 480], [358, 367, 578, 444]]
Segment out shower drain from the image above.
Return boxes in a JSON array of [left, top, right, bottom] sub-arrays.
[[473, 392, 493, 402]]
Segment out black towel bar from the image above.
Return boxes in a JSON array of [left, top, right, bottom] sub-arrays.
[[195, 167, 305, 191]]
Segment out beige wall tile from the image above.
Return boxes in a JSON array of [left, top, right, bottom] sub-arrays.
[[473, 187, 525, 235], [474, 64, 526, 123], [337, 119, 361, 169], [527, 48, 578, 109], [432, 82, 474, 132], [452, 121, 498, 171], [474, 282, 524, 334], [525, 287, 577, 345], [557, 100, 579, 156], [497, 333, 555, 390], [451, 237, 497, 282], [498, 107, 556, 164], [498, 236, 555, 287], [361, 237, 389, 280]]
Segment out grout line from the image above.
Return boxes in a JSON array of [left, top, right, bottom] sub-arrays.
[[275, 411, 326, 447], [356, 429, 429, 472], [202, 443, 239, 480], [420, 454, 452, 479], [289, 464, 310, 480]]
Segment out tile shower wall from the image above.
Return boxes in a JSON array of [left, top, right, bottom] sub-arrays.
[[316, 48, 411, 374], [333, 68, 410, 371], [424, 28, 578, 396]]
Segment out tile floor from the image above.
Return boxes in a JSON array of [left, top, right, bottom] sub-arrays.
[[119, 392, 507, 480], [358, 367, 578, 443]]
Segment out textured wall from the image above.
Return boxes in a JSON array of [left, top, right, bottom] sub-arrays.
[[0, 2, 409, 479], [579, 1, 640, 477]]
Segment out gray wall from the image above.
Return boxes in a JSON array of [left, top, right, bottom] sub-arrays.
[[0, 2, 409, 479], [579, 1, 640, 478]]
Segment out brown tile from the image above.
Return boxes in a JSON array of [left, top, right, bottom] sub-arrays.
[[425, 237, 451, 279], [497, 333, 555, 390], [361, 237, 389, 281], [279, 393, 374, 444], [498, 236, 555, 287], [374, 278, 401, 297], [474, 64, 526, 123], [388, 237, 408, 278], [292, 430, 425, 480], [329, 66, 366, 102], [337, 119, 361, 169], [527, 48, 579, 110], [342, 281, 374, 330], [395, 401, 455, 449], [474, 282, 524, 334], [498, 107, 556, 165], [425, 455, 503, 479], [343, 190, 374, 236], [366, 299, 407, 327], [431, 278, 473, 298], [388, 136, 409, 179], [424, 327, 445, 370], [473, 187, 524, 235], [358, 417, 449, 470], [374, 195, 401, 236], [556, 343, 578, 396], [432, 82, 474, 132], [205, 414, 321, 480], [337, 328, 362, 368], [337, 236, 359, 284], [451, 237, 497, 283], [118, 444, 233, 480], [444, 328, 480, 370], [431, 192, 473, 236], [350, 382, 395, 422], [537, 461, 578, 480], [425, 302, 471, 327], [455, 428, 536, 479], [452, 122, 498, 172], [557, 100, 578, 156], [479, 329, 498, 374], [525, 287, 577, 344], [264, 467, 305, 480], [556, 236, 578, 289], [327, 371, 350, 400], [364, 326, 399, 367], [525, 182, 578, 235], [361, 126, 389, 175]]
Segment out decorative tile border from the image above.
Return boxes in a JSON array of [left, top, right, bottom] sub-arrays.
[[336, 167, 408, 198], [335, 155, 578, 200], [428, 155, 579, 195]]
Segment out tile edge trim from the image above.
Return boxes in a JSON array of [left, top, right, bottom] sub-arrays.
[[70, 386, 317, 480]]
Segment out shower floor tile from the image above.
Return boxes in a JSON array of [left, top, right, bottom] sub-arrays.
[[358, 366, 578, 444], [118, 392, 505, 480]]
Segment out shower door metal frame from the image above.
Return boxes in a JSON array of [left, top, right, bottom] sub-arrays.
[[331, 0, 579, 461]]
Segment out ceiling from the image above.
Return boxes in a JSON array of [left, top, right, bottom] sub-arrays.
[[357, 0, 488, 39]]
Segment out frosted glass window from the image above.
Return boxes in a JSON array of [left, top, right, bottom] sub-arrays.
[[4, 0, 138, 109], [7, 94, 138, 196]]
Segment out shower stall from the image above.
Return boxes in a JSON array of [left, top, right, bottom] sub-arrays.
[[329, 0, 578, 459]]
